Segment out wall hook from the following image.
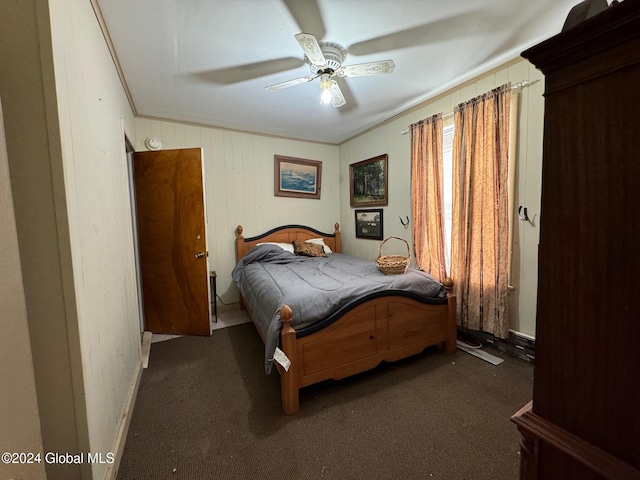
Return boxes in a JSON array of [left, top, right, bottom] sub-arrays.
[[518, 206, 529, 222], [399, 216, 410, 228]]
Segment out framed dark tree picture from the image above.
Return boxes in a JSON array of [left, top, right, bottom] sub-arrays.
[[349, 154, 388, 207], [355, 209, 384, 240]]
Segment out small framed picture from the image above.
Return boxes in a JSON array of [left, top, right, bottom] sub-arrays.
[[350, 154, 388, 207], [355, 209, 383, 240], [274, 155, 322, 199]]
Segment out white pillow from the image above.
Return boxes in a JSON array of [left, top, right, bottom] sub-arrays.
[[256, 242, 295, 253], [306, 238, 333, 254]]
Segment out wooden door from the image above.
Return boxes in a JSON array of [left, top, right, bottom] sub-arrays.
[[133, 148, 210, 336]]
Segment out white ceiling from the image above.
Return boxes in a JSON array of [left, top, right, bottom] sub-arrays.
[[97, 0, 580, 144]]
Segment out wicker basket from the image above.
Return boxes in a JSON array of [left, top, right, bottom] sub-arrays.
[[376, 236, 411, 275]]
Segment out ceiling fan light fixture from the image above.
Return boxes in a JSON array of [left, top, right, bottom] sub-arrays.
[[319, 73, 332, 105], [320, 88, 332, 105], [319, 73, 332, 90]]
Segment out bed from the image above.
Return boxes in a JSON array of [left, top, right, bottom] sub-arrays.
[[233, 223, 457, 414]]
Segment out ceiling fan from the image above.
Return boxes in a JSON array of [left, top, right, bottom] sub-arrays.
[[265, 33, 395, 108]]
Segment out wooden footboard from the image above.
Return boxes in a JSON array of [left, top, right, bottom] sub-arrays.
[[276, 293, 457, 415]]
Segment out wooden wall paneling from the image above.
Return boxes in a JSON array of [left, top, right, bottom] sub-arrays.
[[515, 65, 545, 333], [183, 124, 202, 148], [159, 120, 177, 147], [476, 73, 497, 95], [495, 67, 510, 87], [251, 136, 264, 229]]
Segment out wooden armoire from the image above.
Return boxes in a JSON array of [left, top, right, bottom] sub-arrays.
[[511, 1, 640, 479]]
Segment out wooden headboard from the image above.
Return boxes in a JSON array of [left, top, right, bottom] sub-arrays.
[[235, 223, 341, 261]]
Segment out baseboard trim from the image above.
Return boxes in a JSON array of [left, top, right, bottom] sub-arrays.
[[104, 360, 143, 480]]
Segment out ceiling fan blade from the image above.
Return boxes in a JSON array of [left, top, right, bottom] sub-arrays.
[[337, 60, 395, 78], [265, 75, 317, 91], [330, 81, 346, 108], [282, 0, 326, 40], [294, 33, 326, 67], [194, 57, 305, 85], [348, 9, 488, 56]]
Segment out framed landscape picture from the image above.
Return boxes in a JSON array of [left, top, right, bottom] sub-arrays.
[[355, 208, 384, 240], [350, 154, 388, 207], [274, 155, 322, 199]]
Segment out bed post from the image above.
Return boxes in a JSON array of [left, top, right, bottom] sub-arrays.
[[235, 225, 247, 310], [235, 225, 245, 259], [279, 305, 299, 415], [333, 223, 342, 253], [443, 277, 457, 354]]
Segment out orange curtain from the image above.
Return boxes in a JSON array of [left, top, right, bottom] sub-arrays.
[[410, 114, 447, 282], [451, 84, 511, 339]]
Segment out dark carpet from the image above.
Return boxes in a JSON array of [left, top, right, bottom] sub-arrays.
[[117, 322, 533, 480]]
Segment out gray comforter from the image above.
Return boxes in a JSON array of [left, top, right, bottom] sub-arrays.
[[232, 244, 445, 373]]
